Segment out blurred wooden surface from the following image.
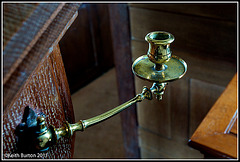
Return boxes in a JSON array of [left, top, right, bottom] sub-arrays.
[[129, 3, 237, 158], [189, 73, 238, 159], [3, 3, 80, 158]]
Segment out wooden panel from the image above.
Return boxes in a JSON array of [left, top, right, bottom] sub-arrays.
[[131, 40, 232, 139], [132, 36, 171, 138], [88, 4, 114, 70], [59, 4, 114, 94], [170, 78, 189, 142], [131, 41, 236, 87], [189, 79, 225, 136], [3, 3, 38, 47], [129, 3, 237, 159], [230, 117, 237, 135], [3, 45, 75, 158], [190, 74, 237, 137], [224, 109, 238, 135], [129, 7, 237, 63], [3, 3, 80, 110], [131, 39, 234, 159], [140, 147, 168, 159], [59, 4, 96, 93], [191, 134, 237, 158], [139, 128, 204, 158], [4, 3, 65, 80], [72, 69, 125, 158], [189, 74, 238, 158], [135, 77, 171, 139], [108, 4, 140, 158], [129, 3, 237, 21]]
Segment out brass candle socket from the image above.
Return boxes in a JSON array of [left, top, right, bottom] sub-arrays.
[[132, 31, 187, 83], [146, 31, 174, 71], [16, 31, 187, 153]]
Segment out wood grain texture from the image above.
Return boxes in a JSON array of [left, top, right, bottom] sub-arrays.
[[189, 79, 225, 136], [3, 3, 39, 47], [190, 74, 237, 137], [3, 45, 75, 159], [108, 3, 140, 158], [230, 117, 237, 135], [129, 3, 237, 21], [135, 77, 172, 139], [169, 78, 189, 142], [139, 128, 203, 158], [131, 41, 236, 87], [131, 40, 234, 158], [3, 3, 80, 110], [59, 4, 114, 94], [189, 73, 238, 159], [129, 6, 237, 63], [3, 3, 65, 82], [192, 134, 237, 158], [129, 3, 237, 158]]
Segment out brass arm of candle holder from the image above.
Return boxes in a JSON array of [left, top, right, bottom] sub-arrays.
[[16, 84, 164, 153], [15, 31, 187, 153], [55, 86, 153, 138]]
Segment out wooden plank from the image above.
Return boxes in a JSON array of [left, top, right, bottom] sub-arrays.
[[131, 41, 236, 87], [59, 4, 97, 93], [139, 128, 204, 158], [3, 45, 75, 158], [3, 3, 39, 47], [129, 7, 236, 63], [129, 4, 237, 159], [108, 4, 140, 158], [189, 73, 238, 158], [3, 3, 80, 110], [129, 3, 237, 22], [230, 117, 238, 135], [225, 109, 238, 135], [189, 134, 237, 159], [3, 3, 65, 82], [170, 78, 189, 142], [135, 77, 172, 139], [131, 39, 233, 140], [140, 147, 169, 159], [191, 74, 237, 137], [59, 4, 114, 94], [71, 69, 125, 158], [189, 79, 225, 136], [49, 45, 75, 124]]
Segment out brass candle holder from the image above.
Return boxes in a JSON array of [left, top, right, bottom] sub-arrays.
[[16, 31, 187, 153]]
